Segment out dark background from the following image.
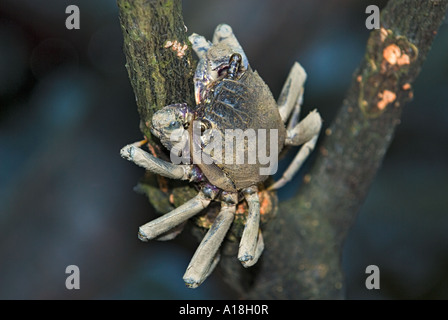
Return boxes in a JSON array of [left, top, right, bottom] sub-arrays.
[[0, 0, 447, 299]]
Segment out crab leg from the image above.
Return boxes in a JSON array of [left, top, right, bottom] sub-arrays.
[[268, 134, 320, 191], [190, 24, 250, 105], [189, 252, 221, 288], [286, 109, 322, 146], [212, 23, 237, 44], [241, 230, 264, 268], [212, 24, 249, 67], [277, 62, 307, 123], [183, 198, 237, 288], [120, 141, 195, 181], [268, 110, 322, 190], [154, 222, 187, 241], [188, 33, 212, 104], [139, 187, 217, 241], [189, 33, 212, 60], [238, 187, 262, 265], [270, 60, 323, 190]]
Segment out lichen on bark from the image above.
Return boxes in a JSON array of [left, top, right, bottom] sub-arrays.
[[117, 0, 195, 142]]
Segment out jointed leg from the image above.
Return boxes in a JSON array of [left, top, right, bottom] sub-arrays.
[[242, 230, 264, 268], [183, 193, 237, 288], [154, 222, 187, 241], [286, 109, 322, 146], [269, 110, 321, 190], [139, 186, 218, 241], [269, 62, 322, 190], [120, 141, 197, 182], [190, 24, 248, 64], [212, 23, 237, 44], [188, 33, 213, 104], [212, 24, 249, 68], [238, 186, 262, 266], [277, 62, 307, 123], [286, 99, 302, 132], [277, 61, 322, 146], [188, 33, 211, 59], [268, 134, 319, 190], [121, 140, 216, 240]]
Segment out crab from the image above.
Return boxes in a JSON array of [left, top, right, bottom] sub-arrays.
[[120, 24, 322, 288]]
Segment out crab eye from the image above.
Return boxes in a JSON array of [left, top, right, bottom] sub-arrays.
[[200, 120, 210, 133], [168, 121, 181, 130]]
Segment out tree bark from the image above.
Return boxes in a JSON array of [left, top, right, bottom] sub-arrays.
[[246, 0, 448, 299], [117, 0, 198, 214], [117, 0, 448, 299], [117, 0, 195, 140]]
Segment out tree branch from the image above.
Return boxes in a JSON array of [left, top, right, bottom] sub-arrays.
[[117, 0, 448, 299], [245, 0, 448, 299], [117, 0, 197, 214], [117, 0, 195, 140]]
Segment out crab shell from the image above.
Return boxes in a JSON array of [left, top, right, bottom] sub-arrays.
[[191, 66, 286, 192]]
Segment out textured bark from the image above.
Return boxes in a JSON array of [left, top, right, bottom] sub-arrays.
[[117, 0, 448, 299], [117, 0, 197, 214], [117, 0, 195, 140], [246, 0, 448, 299]]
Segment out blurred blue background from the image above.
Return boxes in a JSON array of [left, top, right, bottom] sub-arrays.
[[0, 0, 447, 299]]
